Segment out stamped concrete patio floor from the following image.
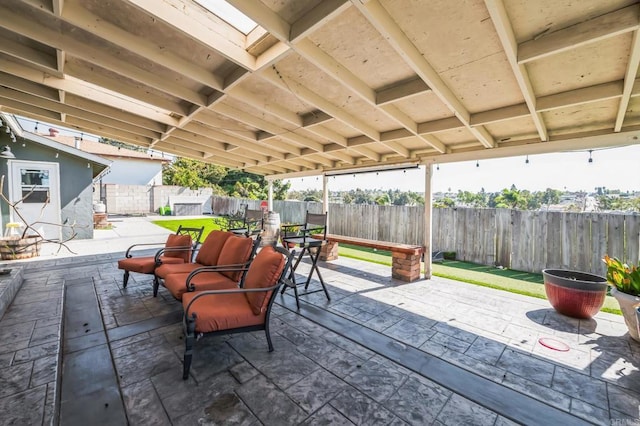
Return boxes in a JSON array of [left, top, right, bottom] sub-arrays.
[[1, 251, 639, 425]]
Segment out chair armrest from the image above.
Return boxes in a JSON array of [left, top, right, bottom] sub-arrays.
[[184, 281, 286, 315], [153, 246, 193, 264], [124, 242, 165, 258], [281, 223, 304, 232], [300, 226, 325, 236]]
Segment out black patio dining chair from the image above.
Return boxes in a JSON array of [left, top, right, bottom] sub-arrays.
[[227, 206, 264, 237], [280, 211, 330, 308]]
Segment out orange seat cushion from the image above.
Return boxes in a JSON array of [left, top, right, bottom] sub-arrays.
[[183, 291, 264, 333], [216, 236, 254, 281], [155, 262, 203, 279], [243, 247, 285, 314], [194, 231, 233, 266], [162, 234, 193, 262], [118, 256, 185, 274], [164, 271, 237, 300]]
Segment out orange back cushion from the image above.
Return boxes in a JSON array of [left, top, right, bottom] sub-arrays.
[[244, 247, 285, 315], [216, 236, 254, 281], [162, 234, 192, 262], [195, 231, 232, 265]]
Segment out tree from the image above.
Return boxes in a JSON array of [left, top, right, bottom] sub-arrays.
[[375, 194, 390, 205], [163, 157, 290, 199], [541, 188, 561, 210], [434, 197, 455, 208]]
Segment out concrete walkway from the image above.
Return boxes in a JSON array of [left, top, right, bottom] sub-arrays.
[[0, 216, 638, 425], [37, 215, 174, 259]]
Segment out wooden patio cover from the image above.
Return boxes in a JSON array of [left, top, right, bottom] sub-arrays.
[[0, 0, 639, 178]]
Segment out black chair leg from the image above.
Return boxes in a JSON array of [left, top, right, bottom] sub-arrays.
[[183, 315, 196, 380], [122, 271, 129, 288], [153, 276, 160, 297], [265, 324, 274, 352]]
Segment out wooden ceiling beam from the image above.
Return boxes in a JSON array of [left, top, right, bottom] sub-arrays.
[[518, 4, 639, 64], [62, 61, 190, 118], [183, 122, 285, 160], [64, 116, 153, 145], [0, 4, 208, 106], [485, 0, 548, 142], [53, 0, 224, 90], [64, 94, 167, 134], [0, 72, 60, 101], [166, 133, 262, 166], [0, 87, 161, 140], [289, 0, 350, 42], [0, 103, 61, 122], [375, 78, 431, 106], [353, 0, 495, 149], [231, 1, 435, 155], [0, 36, 59, 74], [538, 81, 624, 112], [123, 0, 256, 70], [615, 30, 640, 131]]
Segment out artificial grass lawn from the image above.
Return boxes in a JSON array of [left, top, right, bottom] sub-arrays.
[[152, 218, 621, 315], [152, 218, 223, 241]]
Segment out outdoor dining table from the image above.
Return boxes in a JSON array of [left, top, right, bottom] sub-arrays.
[[280, 236, 331, 309]]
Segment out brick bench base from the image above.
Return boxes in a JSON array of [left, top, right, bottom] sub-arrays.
[[317, 235, 422, 282]]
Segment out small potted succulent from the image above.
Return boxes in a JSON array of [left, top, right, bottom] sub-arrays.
[[603, 255, 640, 341]]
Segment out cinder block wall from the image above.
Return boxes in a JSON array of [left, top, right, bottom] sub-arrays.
[[100, 184, 213, 214]]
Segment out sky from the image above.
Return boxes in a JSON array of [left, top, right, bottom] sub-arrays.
[[285, 144, 640, 194]]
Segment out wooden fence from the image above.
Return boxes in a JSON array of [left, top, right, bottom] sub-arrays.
[[210, 196, 640, 276]]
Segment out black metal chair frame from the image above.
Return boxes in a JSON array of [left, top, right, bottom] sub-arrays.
[[280, 211, 330, 309], [227, 207, 264, 237], [121, 225, 204, 288], [182, 246, 295, 379]]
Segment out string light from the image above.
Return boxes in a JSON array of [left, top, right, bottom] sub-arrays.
[[525, 155, 529, 164], [55, 152, 59, 158], [476, 160, 479, 168], [80, 132, 84, 142], [588, 150, 593, 163], [34, 122, 39, 132], [436, 164, 440, 170]]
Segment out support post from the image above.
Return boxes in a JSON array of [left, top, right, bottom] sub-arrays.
[[267, 180, 273, 211], [322, 174, 329, 230], [424, 163, 433, 279]]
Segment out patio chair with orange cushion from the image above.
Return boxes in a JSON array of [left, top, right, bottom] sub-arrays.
[[117, 225, 204, 289], [182, 245, 294, 379], [155, 230, 260, 300]]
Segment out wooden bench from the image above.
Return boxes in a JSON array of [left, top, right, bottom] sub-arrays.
[[314, 234, 423, 282]]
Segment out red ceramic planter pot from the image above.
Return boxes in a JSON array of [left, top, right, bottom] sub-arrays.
[[542, 269, 608, 319]]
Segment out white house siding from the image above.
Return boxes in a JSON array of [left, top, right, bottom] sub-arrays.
[[100, 158, 162, 186]]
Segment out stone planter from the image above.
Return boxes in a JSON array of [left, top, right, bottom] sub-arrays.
[[611, 287, 640, 342], [0, 235, 42, 260], [542, 269, 608, 319]]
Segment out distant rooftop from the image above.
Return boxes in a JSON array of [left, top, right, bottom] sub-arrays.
[[41, 131, 167, 162]]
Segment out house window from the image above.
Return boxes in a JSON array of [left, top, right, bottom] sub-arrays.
[[20, 169, 50, 203]]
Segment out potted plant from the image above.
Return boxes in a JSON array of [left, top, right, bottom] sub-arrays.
[[603, 255, 640, 341], [542, 269, 608, 319]]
